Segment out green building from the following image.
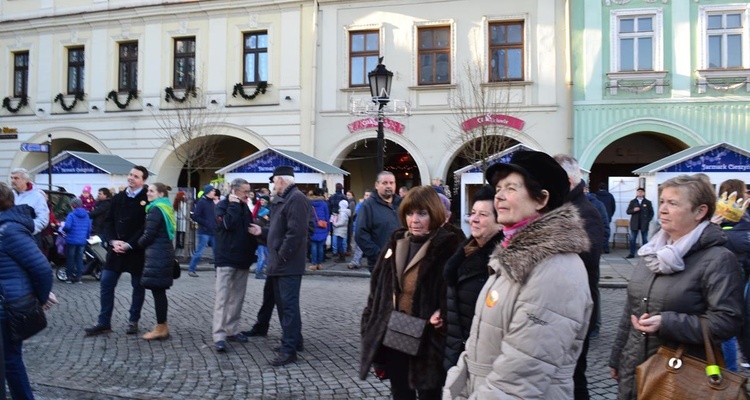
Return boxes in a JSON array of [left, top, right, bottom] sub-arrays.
[[570, 0, 750, 187]]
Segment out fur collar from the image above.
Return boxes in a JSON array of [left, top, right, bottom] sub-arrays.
[[488, 204, 590, 284]]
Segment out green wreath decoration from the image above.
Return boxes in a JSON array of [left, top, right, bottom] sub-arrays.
[[232, 81, 268, 100], [2, 95, 28, 113], [106, 90, 139, 109], [164, 86, 197, 103], [54, 92, 85, 111]]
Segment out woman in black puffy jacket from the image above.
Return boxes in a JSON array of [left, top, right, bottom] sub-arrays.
[[138, 182, 176, 340], [443, 185, 502, 371]]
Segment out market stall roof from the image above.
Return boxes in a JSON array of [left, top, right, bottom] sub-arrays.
[[216, 148, 349, 175], [632, 142, 750, 175], [29, 151, 151, 175], [452, 143, 538, 175]]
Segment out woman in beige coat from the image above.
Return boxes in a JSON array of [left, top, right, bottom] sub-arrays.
[[443, 151, 593, 399]]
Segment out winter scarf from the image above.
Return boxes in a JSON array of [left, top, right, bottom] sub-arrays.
[[146, 197, 176, 240], [637, 220, 710, 274]]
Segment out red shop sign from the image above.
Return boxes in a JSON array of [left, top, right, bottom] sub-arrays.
[[460, 114, 525, 132], [347, 118, 405, 135]]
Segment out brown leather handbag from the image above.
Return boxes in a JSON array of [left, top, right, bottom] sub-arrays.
[[636, 318, 749, 399]]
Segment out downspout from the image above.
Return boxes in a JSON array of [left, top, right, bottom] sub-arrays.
[[309, 0, 319, 156]]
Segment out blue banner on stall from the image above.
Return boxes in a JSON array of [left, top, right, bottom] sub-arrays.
[[40, 156, 106, 174], [465, 148, 526, 173], [229, 151, 316, 174], [662, 147, 750, 173]]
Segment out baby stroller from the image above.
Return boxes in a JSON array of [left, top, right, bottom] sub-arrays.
[[55, 236, 106, 282]]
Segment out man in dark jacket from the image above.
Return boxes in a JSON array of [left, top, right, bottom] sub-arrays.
[[85, 166, 149, 336], [626, 187, 654, 258], [187, 184, 217, 277], [256, 165, 309, 366], [212, 178, 258, 352], [355, 171, 401, 272], [89, 187, 112, 239], [328, 183, 346, 214], [594, 183, 615, 253], [554, 155, 604, 400]]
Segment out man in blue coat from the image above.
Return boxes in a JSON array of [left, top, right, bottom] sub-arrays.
[[188, 184, 217, 277]]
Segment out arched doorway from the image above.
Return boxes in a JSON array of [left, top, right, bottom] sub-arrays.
[[339, 138, 421, 198], [170, 135, 260, 192], [589, 132, 688, 189]]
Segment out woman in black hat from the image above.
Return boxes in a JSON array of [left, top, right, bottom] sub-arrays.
[[444, 151, 593, 399]]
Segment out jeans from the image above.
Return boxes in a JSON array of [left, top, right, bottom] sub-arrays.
[[310, 240, 325, 265], [188, 234, 214, 272], [333, 235, 347, 255], [66, 244, 85, 282], [723, 337, 739, 372], [351, 245, 364, 266], [2, 319, 33, 400], [271, 275, 303, 355], [97, 269, 146, 327], [630, 230, 648, 255], [255, 245, 268, 277]]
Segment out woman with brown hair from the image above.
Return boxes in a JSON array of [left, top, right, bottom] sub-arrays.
[[360, 185, 461, 400]]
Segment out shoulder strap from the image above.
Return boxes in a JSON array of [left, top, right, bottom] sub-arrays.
[[311, 205, 319, 221]]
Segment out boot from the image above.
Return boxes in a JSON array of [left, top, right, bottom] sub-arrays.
[[337, 254, 346, 263], [142, 322, 170, 340]]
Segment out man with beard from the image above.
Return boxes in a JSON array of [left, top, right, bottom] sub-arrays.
[[355, 171, 402, 272]]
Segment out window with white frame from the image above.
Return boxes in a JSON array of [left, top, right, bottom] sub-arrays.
[[610, 9, 663, 73], [704, 9, 747, 69]]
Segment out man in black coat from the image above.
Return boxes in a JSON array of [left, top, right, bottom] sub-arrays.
[[554, 155, 604, 400], [211, 178, 258, 352], [255, 166, 309, 366], [594, 182, 616, 253], [626, 187, 654, 258], [187, 184, 217, 277], [85, 166, 150, 336], [355, 171, 402, 272]]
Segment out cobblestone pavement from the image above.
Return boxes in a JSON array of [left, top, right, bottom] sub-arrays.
[[26, 271, 631, 399]]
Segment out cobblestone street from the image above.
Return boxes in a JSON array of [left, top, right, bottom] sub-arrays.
[[26, 272, 628, 399]]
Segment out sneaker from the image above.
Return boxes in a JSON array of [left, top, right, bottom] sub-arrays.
[[84, 323, 112, 336], [273, 342, 304, 352], [66, 280, 74, 284], [741, 362, 750, 369], [227, 333, 248, 343], [255, 274, 266, 280], [215, 340, 227, 352], [187, 271, 199, 277], [77, 280, 84, 284], [125, 322, 139, 335]]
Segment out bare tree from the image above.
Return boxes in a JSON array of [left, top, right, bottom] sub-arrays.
[[445, 60, 522, 181], [150, 87, 223, 258]]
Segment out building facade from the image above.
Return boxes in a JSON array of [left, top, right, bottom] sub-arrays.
[[571, 0, 750, 188]]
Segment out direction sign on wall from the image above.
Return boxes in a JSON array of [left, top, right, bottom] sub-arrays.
[[20, 143, 49, 153]]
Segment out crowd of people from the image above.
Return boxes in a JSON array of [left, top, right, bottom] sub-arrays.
[[3, 150, 750, 398]]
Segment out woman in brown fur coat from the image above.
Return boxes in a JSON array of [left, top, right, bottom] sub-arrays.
[[360, 186, 461, 400]]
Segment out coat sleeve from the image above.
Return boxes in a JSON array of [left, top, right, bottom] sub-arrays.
[[63, 214, 74, 233], [277, 194, 309, 263], [29, 190, 49, 235], [659, 250, 743, 344], [103, 195, 117, 244], [355, 202, 380, 260], [608, 301, 634, 370], [5, 223, 53, 303], [626, 200, 636, 215], [138, 209, 161, 249], [473, 261, 591, 399], [216, 201, 243, 232]]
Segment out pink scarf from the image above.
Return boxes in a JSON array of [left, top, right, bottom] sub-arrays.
[[501, 214, 541, 248]]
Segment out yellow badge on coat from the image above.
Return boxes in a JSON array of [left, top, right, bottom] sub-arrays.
[[485, 290, 499, 307]]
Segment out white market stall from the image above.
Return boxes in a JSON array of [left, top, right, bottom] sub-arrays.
[[216, 148, 349, 194], [452, 143, 537, 236], [632, 142, 750, 200], [30, 151, 146, 195]]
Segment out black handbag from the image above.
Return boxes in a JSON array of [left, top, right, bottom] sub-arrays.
[[382, 294, 427, 356], [173, 259, 181, 279], [0, 292, 47, 343]]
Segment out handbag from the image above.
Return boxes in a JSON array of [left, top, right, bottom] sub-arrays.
[[312, 206, 327, 229], [173, 259, 181, 279], [0, 292, 47, 343], [636, 318, 749, 400], [381, 293, 427, 356]]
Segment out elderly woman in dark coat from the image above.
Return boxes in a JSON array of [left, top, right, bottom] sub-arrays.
[[138, 182, 176, 340], [0, 183, 54, 399], [443, 185, 502, 371], [360, 185, 461, 400], [609, 175, 744, 399]]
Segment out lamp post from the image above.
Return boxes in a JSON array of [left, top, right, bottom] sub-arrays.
[[368, 57, 393, 173]]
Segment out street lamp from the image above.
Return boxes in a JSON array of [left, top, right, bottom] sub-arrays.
[[368, 57, 393, 174]]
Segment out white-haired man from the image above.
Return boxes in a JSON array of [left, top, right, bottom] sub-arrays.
[[553, 154, 604, 400], [10, 168, 49, 236]]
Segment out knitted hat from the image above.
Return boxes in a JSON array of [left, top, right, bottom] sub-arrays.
[[83, 185, 92, 193], [71, 198, 83, 208], [203, 184, 214, 194]]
